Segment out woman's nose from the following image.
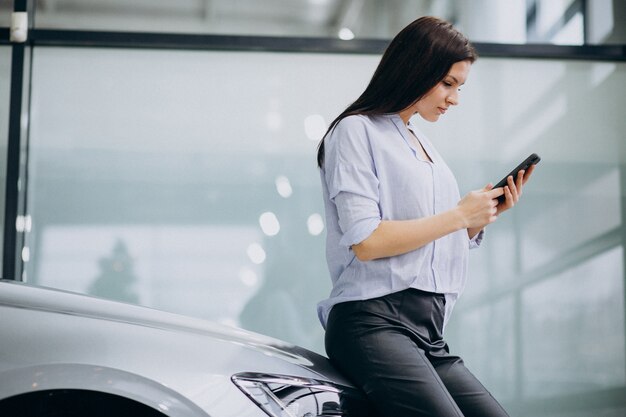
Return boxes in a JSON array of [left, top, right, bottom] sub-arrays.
[[446, 92, 459, 106]]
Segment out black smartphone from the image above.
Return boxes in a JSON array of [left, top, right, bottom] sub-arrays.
[[494, 153, 540, 202]]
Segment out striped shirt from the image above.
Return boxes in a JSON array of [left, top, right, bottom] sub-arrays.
[[318, 113, 482, 329]]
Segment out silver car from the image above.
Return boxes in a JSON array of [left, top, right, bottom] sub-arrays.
[[0, 279, 376, 416]]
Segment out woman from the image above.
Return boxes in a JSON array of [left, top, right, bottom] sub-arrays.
[[316, 16, 534, 417]]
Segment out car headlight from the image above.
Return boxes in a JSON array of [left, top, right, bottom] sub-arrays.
[[232, 372, 375, 417]]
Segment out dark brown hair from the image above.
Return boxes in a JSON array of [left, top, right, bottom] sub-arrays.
[[316, 16, 477, 168]]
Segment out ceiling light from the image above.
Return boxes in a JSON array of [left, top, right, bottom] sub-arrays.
[[338, 28, 355, 40]]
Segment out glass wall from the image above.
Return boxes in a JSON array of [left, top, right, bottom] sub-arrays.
[[0, 46, 11, 273], [426, 58, 626, 416], [25, 47, 377, 352], [24, 46, 626, 416], [29, 0, 626, 45]]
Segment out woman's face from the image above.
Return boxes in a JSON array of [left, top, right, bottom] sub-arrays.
[[402, 60, 472, 123]]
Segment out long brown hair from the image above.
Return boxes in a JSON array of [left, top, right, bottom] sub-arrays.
[[316, 16, 477, 168]]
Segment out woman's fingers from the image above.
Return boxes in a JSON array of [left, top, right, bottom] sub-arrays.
[[496, 163, 537, 215], [521, 164, 536, 185], [507, 175, 519, 203]]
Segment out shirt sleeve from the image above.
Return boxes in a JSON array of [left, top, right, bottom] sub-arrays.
[[324, 117, 382, 248], [469, 228, 484, 249]]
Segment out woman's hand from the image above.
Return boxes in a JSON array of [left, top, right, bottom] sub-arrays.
[[456, 185, 504, 229], [496, 164, 536, 215]]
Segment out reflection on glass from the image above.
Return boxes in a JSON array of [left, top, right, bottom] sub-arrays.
[[275, 175, 293, 198], [307, 213, 325, 236], [88, 239, 139, 304], [21, 246, 29, 262], [34, 225, 264, 323], [239, 266, 260, 287], [304, 114, 327, 142], [259, 212, 281, 237], [247, 243, 267, 265]]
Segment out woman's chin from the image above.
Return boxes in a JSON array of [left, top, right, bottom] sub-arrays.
[[420, 114, 440, 123]]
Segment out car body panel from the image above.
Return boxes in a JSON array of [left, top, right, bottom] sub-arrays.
[[0, 364, 211, 417], [0, 279, 352, 416]]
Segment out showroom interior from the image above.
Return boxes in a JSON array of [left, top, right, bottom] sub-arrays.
[[1, 0, 625, 416]]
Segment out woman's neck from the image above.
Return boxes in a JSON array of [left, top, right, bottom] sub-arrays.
[[398, 108, 417, 125]]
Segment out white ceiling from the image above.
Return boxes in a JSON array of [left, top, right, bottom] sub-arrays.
[[30, 0, 445, 38]]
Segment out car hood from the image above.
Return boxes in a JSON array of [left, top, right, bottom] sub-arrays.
[[0, 279, 348, 385]]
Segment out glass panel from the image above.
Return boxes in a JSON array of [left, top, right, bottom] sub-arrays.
[[447, 296, 517, 402], [0, 46, 11, 274], [26, 47, 379, 354], [521, 247, 625, 398], [31, 0, 626, 45], [426, 57, 626, 415]]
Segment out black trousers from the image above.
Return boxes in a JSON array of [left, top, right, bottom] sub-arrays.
[[325, 288, 510, 417]]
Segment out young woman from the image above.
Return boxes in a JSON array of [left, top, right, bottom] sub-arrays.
[[316, 16, 535, 417]]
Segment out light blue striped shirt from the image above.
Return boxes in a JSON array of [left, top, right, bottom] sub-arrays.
[[318, 113, 482, 329]]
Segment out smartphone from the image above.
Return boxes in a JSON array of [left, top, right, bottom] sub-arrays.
[[494, 153, 540, 202]]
